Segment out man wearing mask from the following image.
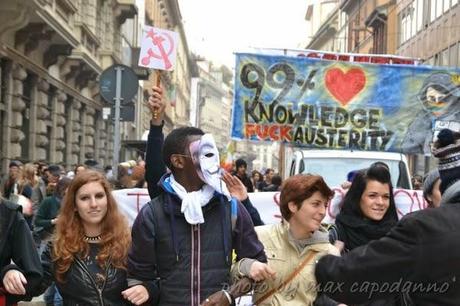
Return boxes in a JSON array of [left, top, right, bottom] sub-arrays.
[[126, 127, 272, 305]]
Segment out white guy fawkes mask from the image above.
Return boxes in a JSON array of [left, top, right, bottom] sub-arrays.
[[189, 134, 230, 198]]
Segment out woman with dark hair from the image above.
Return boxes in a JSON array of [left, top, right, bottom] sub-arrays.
[[329, 164, 399, 305], [38, 170, 134, 305], [330, 165, 398, 251], [34, 177, 73, 245], [262, 174, 282, 192], [251, 170, 263, 191]]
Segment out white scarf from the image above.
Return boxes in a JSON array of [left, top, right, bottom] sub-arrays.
[[169, 174, 215, 224]]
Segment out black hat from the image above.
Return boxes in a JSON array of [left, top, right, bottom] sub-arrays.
[[47, 164, 61, 177], [9, 160, 22, 168], [432, 129, 460, 194]]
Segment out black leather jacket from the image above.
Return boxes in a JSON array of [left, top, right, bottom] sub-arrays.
[[41, 243, 131, 306], [0, 200, 42, 304]]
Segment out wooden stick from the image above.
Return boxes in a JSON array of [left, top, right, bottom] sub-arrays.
[[153, 70, 161, 119]]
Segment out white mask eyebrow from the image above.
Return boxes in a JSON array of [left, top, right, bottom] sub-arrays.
[[198, 134, 220, 174]]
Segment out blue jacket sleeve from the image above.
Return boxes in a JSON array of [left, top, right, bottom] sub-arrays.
[[240, 197, 264, 226], [232, 202, 267, 263], [145, 123, 166, 199]]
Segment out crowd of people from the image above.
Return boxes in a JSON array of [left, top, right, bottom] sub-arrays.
[[1, 85, 460, 306]]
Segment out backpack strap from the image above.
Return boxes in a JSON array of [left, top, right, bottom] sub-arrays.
[[325, 223, 339, 244]]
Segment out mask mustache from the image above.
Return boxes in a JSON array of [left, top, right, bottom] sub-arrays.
[[206, 166, 221, 175]]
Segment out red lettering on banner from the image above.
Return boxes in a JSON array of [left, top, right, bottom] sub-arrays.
[[307, 52, 320, 58], [245, 124, 292, 141], [354, 56, 370, 63], [411, 190, 428, 210], [273, 192, 282, 219], [294, 51, 414, 65], [127, 192, 149, 212], [256, 125, 270, 139], [322, 53, 338, 61], [327, 188, 345, 219], [393, 189, 428, 217], [273, 192, 280, 206], [371, 57, 391, 64], [245, 123, 257, 138], [392, 58, 415, 65], [394, 189, 414, 218], [269, 125, 279, 141], [280, 126, 292, 141], [338, 55, 350, 61]]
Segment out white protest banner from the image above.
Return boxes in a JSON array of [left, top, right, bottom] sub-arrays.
[[113, 188, 428, 226], [113, 188, 150, 226], [138, 26, 179, 71]]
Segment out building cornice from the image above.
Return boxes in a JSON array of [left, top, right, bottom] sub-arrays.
[[36, 7, 79, 47], [69, 48, 102, 74], [365, 4, 390, 28]]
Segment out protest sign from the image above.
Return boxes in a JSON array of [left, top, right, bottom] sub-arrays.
[[231, 53, 460, 154], [138, 26, 179, 71]]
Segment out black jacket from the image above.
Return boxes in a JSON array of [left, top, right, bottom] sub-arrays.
[[40, 243, 132, 306], [128, 174, 267, 306], [0, 200, 42, 304], [316, 180, 460, 306]]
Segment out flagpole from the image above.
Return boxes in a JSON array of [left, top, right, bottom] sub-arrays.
[[152, 70, 161, 120]]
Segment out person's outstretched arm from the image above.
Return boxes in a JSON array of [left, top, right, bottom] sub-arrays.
[[315, 216, 420, 304], [145, 86, 166, 199]]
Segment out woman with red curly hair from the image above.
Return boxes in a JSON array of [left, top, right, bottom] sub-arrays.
[[39, 170, 133, 305]]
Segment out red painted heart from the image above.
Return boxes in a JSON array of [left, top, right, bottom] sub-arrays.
[[325, 68, 366, 106]]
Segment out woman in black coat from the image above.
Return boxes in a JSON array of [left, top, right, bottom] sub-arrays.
[[39, 171, 137, 305], [315, 129, 460, 306], [329, 164, 400, 305], [1, 200, 42, 305]]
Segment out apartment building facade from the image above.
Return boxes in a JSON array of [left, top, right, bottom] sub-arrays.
[[397, 0, 460, 67], [0, 0, 138, 171]]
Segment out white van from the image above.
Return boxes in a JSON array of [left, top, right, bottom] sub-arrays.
[[285, 149, 413, 189]]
